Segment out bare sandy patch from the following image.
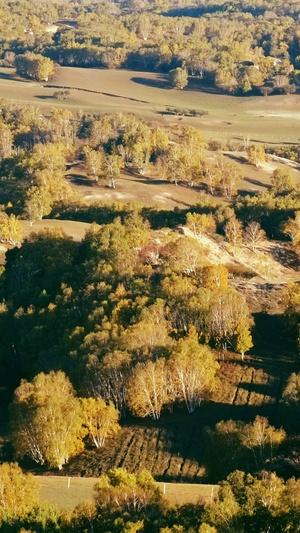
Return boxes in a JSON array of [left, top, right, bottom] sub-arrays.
[[183, 228, 300, 286]]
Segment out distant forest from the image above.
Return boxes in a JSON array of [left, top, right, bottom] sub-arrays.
[[1, 0, 300, 93]]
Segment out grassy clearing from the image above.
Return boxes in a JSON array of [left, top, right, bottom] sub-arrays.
[[21, 219, 92, 241], [0, 67, 300, 143], [66, 167, 207, 209], [0, 220, 92, 265], [37, 475, 217, 509], [38, 476, 96, 510], [66, 154, 300, 212]]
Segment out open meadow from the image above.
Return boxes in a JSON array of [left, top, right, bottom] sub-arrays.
[[38, 475, 217, 509], [64, 152, 300, 208], [0, 66, 300, 144]]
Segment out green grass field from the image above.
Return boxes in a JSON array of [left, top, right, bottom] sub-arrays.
[[1, 67, 300, 144], [38, 475, 217, 509]]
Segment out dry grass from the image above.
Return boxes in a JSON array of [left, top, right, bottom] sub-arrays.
[[0, 220, 92, 264], [21, 219, 92, 241], [37, 475, 217, 509], [0, 67, 300, 143], [66, 166, 204, 209]]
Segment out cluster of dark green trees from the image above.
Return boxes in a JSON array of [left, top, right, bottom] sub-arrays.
[[1, 0, 300, 93]]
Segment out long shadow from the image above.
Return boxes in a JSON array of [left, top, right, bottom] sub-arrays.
[[131, 75, 169, 90], [252, 139, 297, 146], [251, 312, 298, 366], [225, 153, 248, 164], [0, 71, 17, 81], [59, 400, 291, 482], [0, 72, 35, 84], [185, 77, 223, 94], [129, 176, 171, 186], [244, 176, 270, 188], [35, 95, 55, 100], [266, 244, 300, 269], [67, 173, 95, 187], [237, 188, 257, 197], [165, 197, 192, 208], [129, 175, 203, 192], [238, 382, 273, 394]]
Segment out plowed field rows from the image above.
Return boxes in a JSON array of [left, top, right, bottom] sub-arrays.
[[62, 359, 288, 482]]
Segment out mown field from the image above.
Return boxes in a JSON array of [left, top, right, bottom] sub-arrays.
[[38, 476, 217, 509], [2, 320, 291, 485], [1, 67, 300, 144]]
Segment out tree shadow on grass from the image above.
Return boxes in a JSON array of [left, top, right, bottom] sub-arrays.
[[131, 75, 169, 90], [59, 400, 289, 483], [265, 244, 300, 270], [67, 174, 95, 187], [0, 71, 36, 84], [237, 188, 257, 197], [251, 312, 297, 368], [185, 77, 222, 94], [35, 95, 56, 100], [251, 139, 297, 146], [0, 71, 16, 81], [243, 177, 270, 189], [224, 153, 248, 164]]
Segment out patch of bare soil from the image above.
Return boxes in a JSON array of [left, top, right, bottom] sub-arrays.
[[185, 228, 300, 285]]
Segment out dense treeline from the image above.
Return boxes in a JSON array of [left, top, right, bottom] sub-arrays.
[[1, 0, 300, 92], [0, 101, 299, 382], [1, 103, 300, 406]]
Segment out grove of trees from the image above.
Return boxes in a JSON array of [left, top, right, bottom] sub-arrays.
[[0, 0, 299, 94]]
